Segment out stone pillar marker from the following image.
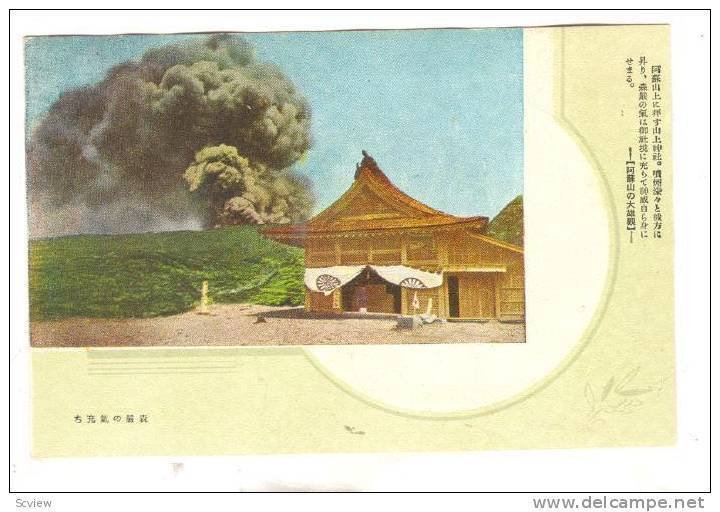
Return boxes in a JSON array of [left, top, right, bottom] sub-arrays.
[[197, 280, 210, 315]]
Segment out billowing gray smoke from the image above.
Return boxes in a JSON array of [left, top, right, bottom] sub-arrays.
[[27, 34, 314, 237]]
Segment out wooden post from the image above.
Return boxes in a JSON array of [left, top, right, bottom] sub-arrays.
[[438, 279, 448, 318], [437, 239, 448, 318], [334, 239, 341, 265]]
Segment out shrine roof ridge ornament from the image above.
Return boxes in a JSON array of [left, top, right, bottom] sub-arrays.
[[354, 150, 382, 180]]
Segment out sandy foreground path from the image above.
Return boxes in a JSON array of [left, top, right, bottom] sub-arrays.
[[30, 304, 525, 347]]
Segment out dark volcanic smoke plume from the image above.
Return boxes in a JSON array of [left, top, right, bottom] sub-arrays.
[[27, 34, 314, 237]]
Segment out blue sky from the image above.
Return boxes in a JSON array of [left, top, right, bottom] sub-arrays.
[[25, 29, 523, 218]]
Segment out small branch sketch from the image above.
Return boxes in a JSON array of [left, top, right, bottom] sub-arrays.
[[585, 367, 665, 425]]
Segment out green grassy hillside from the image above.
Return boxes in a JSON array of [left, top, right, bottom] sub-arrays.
[[486, 195, 524, 247], [29, 226, 305, 321]]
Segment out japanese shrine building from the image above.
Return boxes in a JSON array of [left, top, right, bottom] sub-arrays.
[[263, 151, 525, 321]]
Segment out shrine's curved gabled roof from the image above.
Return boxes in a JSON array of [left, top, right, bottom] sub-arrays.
[[264, 151, 489, 242]]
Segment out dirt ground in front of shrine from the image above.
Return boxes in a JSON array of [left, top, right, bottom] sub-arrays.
[[30, 304, 526, 347]]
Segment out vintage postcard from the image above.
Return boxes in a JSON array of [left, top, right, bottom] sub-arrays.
[[23, 24, 675, 457]]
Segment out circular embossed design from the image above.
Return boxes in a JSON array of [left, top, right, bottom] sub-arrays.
[[399, 277, 427, 289], [316, 274, 341, 292], [303, 106, 614, 417]]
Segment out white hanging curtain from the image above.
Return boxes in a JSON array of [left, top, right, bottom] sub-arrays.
[[304, 264, 443, 295], [370, 265, 443, 289], [304, 265, 365, 295]]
